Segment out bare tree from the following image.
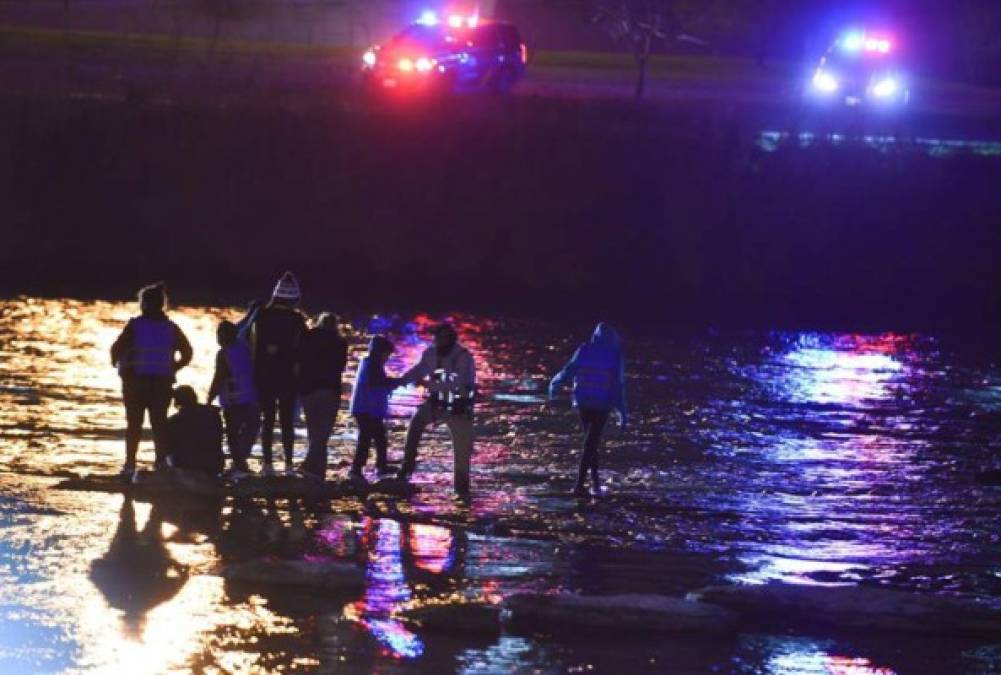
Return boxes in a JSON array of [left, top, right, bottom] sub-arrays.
[[593, 0, 706, 98]]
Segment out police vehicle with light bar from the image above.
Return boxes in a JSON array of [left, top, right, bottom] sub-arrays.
[[361, 10, 527, 94], [806, 30, 910, 109]]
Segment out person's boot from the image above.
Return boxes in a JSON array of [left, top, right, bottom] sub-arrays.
[[118, 463, 136, 482], [224, 466, 251, 482]]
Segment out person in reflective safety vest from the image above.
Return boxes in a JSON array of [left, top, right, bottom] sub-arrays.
[[397, 323, 476, 497], [110, 283, 192, 479], [209, 320, 259, 479]]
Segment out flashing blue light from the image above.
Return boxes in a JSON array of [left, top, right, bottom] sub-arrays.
[[417, 9, 439, 26], [841, 32, 865, 51]]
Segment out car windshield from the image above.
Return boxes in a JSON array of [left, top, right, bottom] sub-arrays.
[[823, 51, 898, 75], [388, 25, 450, 52]]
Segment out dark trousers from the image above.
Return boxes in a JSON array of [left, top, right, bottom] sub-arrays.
[[352, 413, 388, 472], [301, 388, 340, 476], [122, 376, 173, 466], [577, 408, 609, 489], [223, 403, 259, 471], [259, 387, 296, 465]]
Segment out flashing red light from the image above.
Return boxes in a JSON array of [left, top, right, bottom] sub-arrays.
[[520, 43, 528, 64], [864, 37, 892, 54], [446, 13, 478, 29], [398, 58, 414, 72], [841, 31, 892, 55]]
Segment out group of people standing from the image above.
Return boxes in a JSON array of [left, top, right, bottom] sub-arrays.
[[110, 273, 627, 499]]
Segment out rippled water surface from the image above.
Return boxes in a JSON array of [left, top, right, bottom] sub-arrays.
[[1, 297, 1000, 673]]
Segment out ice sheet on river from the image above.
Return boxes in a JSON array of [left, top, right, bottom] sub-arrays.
[[501, 592, 738, 635], [51, 470, 418, 499], [689, 583, 1001, 637], [222, 558, 365, 591]]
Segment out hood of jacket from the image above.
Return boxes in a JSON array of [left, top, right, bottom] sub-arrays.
[[590, 322, 620, 348]]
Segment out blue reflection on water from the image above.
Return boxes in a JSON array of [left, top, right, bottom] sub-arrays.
[[757, 130, 1001, 157], [732, 334, 930, 586], [352, 520, 424, 659], [759, 636, 897, 674]]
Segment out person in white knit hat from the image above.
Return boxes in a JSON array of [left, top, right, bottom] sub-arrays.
[[249, 271, 307, 476]]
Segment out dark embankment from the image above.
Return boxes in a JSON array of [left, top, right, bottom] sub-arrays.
[[2, 94, 999, 330]]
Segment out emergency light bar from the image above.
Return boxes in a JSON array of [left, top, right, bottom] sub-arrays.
[[417, 9, 478, 29], [840, 31, 892, 54], [417, 10, 439, 26]]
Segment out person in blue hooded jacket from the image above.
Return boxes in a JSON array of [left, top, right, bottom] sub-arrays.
[[548, 322, 628, 498], [348, 336, 401, 478]]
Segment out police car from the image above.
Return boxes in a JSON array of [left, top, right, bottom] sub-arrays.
[[361, 11, 527, 94], [806, 30, 910, 109]]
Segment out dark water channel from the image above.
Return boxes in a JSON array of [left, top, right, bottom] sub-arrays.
[[0, 297, 999, 673]]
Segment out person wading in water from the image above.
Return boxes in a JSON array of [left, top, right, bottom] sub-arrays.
[[397, 324, 476, 498], [250, 272, 307, 476], [548, 322, 628, 498], [110, 282, 192, 481]]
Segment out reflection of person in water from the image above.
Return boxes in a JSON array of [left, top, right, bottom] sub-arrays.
[[216, 497, 309, 563], [89, 497, 188, 638]]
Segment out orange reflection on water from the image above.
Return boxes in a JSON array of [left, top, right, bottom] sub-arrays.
[[0, 297, 237, 473], [827, 655, 896, 675], [0, 487, 296, 674]]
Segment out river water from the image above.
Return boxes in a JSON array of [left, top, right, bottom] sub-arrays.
[[0, 297, 999, 673]]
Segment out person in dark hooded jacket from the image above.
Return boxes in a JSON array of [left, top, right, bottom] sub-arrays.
[[548, 322, 628, 498], [250, 272, 307, 476], [298, 312, 348, 480]]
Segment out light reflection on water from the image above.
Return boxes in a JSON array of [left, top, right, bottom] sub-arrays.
[[731, 334, 931, 586], [0, 298, 999, 672], [756, 130, 1001, 157]]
